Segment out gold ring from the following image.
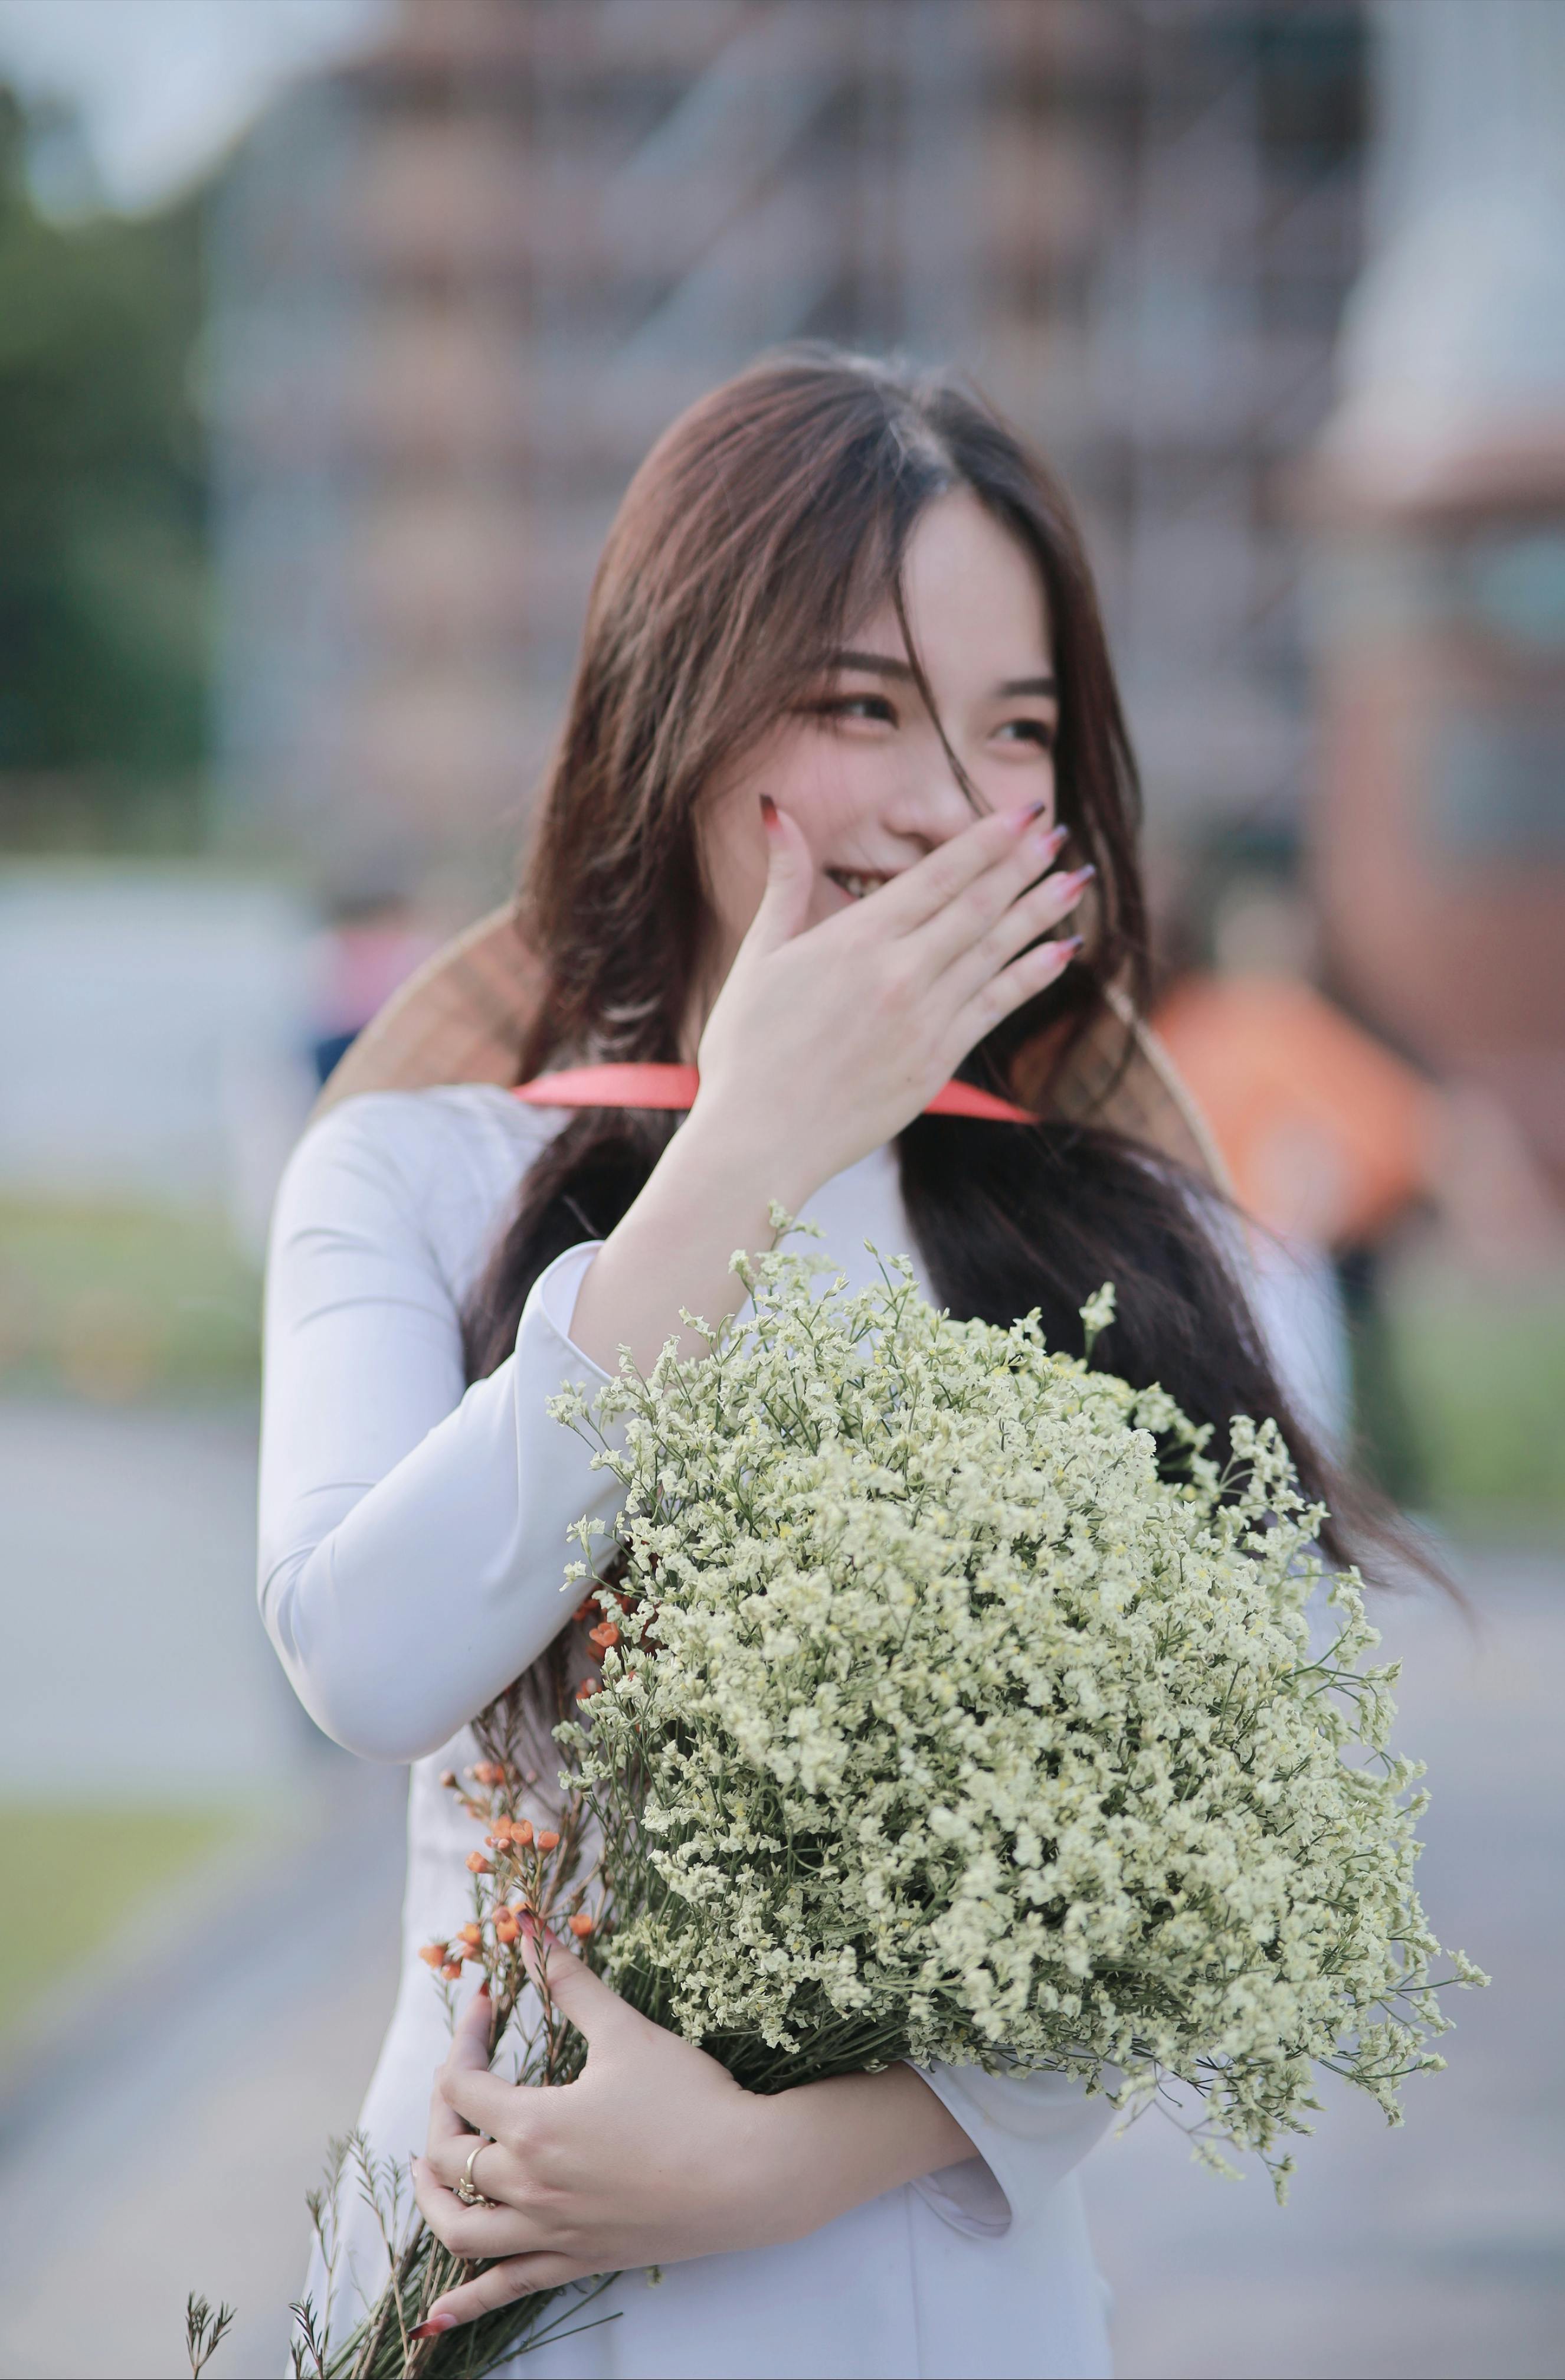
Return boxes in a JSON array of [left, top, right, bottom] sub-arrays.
[[453, 2137, 499, 2209]]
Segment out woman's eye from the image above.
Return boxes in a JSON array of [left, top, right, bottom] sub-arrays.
[[810, 693, 897, 725]]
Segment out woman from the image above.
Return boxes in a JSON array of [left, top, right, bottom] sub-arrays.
[[261, 349, 1353, 2378]]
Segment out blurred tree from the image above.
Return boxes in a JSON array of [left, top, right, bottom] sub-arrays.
[[0, 89, 207, 829]]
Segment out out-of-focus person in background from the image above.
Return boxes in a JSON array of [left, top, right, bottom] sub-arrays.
[[1154, 864, 1439, 1476], [308, 881, 440, 1086]]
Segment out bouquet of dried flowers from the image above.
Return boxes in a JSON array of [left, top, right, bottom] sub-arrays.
[[558, 1243, 1485, 2165], [261, 1234, 1482, 2379]]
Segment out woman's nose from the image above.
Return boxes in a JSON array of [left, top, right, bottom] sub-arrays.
[[884, 750, 981, 846]]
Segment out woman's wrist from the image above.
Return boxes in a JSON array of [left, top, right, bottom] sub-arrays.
[[677, 1091, 821, 1221], [567, 1100, 817, 1375], [739, 2067, 978, 2248]]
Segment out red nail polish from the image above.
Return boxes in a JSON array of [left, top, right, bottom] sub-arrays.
[[411, 2314, 456, 2338]]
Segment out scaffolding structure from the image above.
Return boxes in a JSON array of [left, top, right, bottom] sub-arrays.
[[210, 0, 1368, 905]]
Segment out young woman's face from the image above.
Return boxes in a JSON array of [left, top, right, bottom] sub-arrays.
[[697, 488, 1058, 989]]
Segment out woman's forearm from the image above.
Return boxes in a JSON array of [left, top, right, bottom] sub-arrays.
[[751, 2066, 978, 2243], [568, 1107, 810, 1377]]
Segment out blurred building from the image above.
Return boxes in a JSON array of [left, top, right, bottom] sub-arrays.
[[208, 0, 1369, 902], [1305, 0, 1565, 1193]]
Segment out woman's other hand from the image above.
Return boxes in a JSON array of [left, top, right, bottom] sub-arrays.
[[409, 1928, 973, 2338]]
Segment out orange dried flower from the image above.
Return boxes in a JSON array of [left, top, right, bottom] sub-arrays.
[[588, 1620, 620, 1651], [466, 1852, 493, 1875], [568, 1912, 594, 1940], [418, 1941, 447, 1968], [536, 1829, 560, 1853]]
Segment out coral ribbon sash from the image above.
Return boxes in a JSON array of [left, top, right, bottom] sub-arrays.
[[513, 1062, 1033, 1124]]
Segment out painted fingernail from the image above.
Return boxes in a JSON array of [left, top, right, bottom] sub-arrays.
[[411, 2315, 456, 2338]]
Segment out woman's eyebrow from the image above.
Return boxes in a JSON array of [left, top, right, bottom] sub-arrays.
[[827, 650, 1059, 701], [828, 647, 916, 681]]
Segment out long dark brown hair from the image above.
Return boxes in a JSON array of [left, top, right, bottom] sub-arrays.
[[466, 346, 1399, 1595]]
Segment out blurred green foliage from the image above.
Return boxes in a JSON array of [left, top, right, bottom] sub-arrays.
[[1378, 1259, 1565, 1532], [0, 1198, 259, 1402], [0, 89, 207, 837], [0, 1802, 240, 2035]]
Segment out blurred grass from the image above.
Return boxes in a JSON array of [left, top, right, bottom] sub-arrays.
[[1377, 1257, 1565, 1531], [0, 1802, 242, 2036], [0, 1198, 260, 1401]]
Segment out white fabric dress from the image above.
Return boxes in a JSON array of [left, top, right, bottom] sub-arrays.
[[260, 1084, 1121, 2379]]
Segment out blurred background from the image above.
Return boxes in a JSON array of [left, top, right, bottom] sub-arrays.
[[0, 2, 1560, 2374]]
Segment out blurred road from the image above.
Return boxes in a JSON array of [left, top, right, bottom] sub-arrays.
[[1084, 1542, 1565, 2380], [0, 1394, 1559, 2379]]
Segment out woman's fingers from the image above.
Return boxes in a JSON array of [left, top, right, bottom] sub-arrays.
[[739, 798, 815, 956], [875, 803, 1046, 936], [447, 1982, 494, 2068], [912, 813, 1068, 966], [948, 933, 1081, 1059], [439, 1941, 634, 2137], [516, 1918, 639, 2046], [941, 861, 1093, 1006], [411, 2153, 542, 2260], [423, 2121, 510, 2196], [412, 2250, 593, 2340], [426, 1984, 495, 2151]]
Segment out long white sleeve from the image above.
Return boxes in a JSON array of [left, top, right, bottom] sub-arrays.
[[258, 1089, 1112, 2251], [911, 2062, 1114, 2237], [258, 1089, 617, 1761]]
